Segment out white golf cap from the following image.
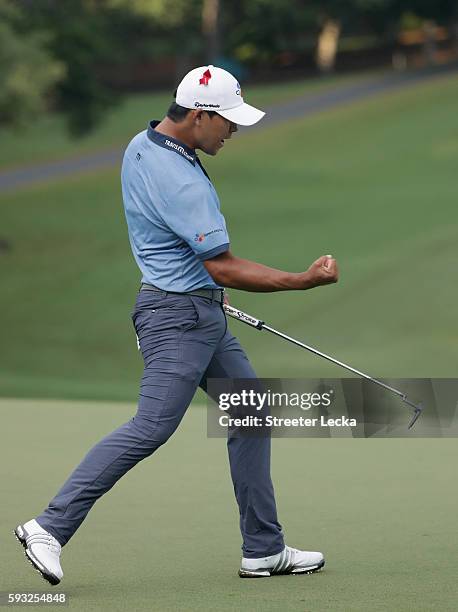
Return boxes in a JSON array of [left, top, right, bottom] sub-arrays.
[[175, 65, 265, 126]]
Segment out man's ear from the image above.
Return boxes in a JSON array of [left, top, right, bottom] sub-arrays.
[[192, 110, 205, 125]]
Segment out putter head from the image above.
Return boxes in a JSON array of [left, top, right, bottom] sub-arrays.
[[403, 399, 423, 430]]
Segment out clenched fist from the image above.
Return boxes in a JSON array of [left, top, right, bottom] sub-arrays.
[[300, 254, 339, 289]]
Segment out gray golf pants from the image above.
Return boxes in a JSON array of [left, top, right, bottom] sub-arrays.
[[36, 290, 284, 558]]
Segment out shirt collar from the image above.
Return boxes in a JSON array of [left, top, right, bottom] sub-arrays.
[[147, 120, 196, 166]]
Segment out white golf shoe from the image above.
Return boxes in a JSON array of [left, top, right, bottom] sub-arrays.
[[239, 545, 324, 578], [14, 519, 63, 585]]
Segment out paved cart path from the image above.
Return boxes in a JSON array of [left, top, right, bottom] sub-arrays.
[[1, 63, 457, 193]]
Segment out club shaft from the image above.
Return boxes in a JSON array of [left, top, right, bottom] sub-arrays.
[[262, 323, 405, 399], [223, 304, 423, 427]]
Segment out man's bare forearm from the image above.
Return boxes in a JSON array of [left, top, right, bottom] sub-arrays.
[[203, 251, 339, 292], [205, 253, 304, 291]]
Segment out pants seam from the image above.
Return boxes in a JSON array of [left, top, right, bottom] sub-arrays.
[[62, 316, 202, 517]]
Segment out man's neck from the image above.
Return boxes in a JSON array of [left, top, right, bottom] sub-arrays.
[[153, 117, 196, 150]]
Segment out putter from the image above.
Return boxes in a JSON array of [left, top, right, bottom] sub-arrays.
[[223, 304, 423, 429]]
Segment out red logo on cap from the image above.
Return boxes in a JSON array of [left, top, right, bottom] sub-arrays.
[[199, 69, 212, 85]]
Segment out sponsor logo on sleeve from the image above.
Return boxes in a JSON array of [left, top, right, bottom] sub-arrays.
[[194, 228, 224, 242]]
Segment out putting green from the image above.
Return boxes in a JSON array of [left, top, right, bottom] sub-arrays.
[[2, 398, 457, 611]]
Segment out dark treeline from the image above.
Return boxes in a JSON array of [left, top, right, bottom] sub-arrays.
[[1, 0, 457, 134]]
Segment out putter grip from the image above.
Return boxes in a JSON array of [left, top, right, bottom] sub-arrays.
[[223, 305, 264, 330]]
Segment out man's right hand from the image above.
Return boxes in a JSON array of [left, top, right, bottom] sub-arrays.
[[300, 255, 339, 289]]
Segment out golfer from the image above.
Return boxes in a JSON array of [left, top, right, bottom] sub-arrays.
[[15, 66, 338, 584]]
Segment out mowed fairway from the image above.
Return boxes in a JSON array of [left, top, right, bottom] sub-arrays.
[[1, 73, 457, 400], [0, 69, 385, 169], [2, 398, 457, 611]]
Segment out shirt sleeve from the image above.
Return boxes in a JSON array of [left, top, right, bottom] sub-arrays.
[[161, 179, 230, 260]]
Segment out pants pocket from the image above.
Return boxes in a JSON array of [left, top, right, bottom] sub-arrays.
[[133, 295, 200, 336]]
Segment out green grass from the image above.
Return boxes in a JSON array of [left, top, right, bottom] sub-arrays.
[[2, 398, 457, 611], [0, 69, 387, 169], [2, 72, 456, 611], [1, 72, 457, 401]]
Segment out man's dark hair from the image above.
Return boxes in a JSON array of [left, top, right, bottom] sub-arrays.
[[167, 102, 191, 123], [167, 89, 218, 123]]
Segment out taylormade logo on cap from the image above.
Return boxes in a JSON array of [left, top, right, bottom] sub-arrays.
[[175, 65, 265, 127]]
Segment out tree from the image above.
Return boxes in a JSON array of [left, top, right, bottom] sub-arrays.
[[0, 1, 64, 128], [202, 0, 221, 64], [20, 0, 206, 133], [16, 0, 135, 135]]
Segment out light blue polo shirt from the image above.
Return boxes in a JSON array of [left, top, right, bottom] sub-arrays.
[[121, 120, 230, 292]]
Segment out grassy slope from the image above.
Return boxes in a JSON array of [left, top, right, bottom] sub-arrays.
[[0, 70, 386, 169], [2, 398, 457, 611], [0, 74, 457, 400]]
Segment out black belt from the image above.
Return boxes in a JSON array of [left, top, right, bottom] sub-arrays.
[[140, 283, 224, 304]]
